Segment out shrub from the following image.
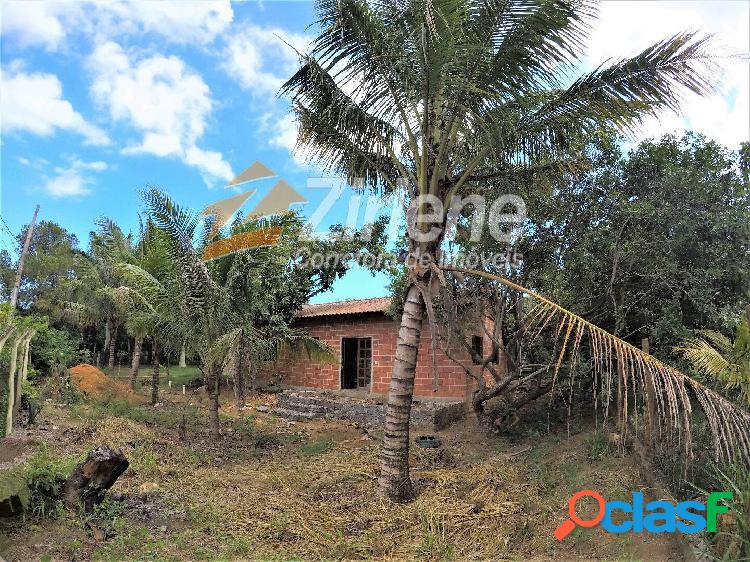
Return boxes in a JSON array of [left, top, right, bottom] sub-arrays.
[[707, 461, 750, 561], [24, 445, 78, 518]]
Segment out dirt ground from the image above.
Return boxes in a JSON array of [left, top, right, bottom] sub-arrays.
[[0, 384, 688, 561]]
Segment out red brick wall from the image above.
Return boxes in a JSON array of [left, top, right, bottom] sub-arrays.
[[276, 312, 475, 398]]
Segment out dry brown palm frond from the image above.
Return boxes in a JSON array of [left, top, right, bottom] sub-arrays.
[[441, 265, 750, 465]]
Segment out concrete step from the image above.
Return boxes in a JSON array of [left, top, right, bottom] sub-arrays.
[[276, 399, 337, 413], [280, 394, 339, 409], [272, 407, 320, 422]]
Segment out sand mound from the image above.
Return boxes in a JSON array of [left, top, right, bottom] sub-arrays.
[[69, 364, 143, 404]]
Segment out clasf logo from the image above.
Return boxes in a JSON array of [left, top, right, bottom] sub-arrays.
[[554, 489, 732, 540]]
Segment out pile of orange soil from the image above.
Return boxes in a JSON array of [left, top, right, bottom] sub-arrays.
[[69, 364, 143, 404]]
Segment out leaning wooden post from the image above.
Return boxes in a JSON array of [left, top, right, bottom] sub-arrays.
[[641, 337, 658, 452], [10, 205, 40, 309], [13, 331, 32, 417], [5, 330, 29, 436], [19, 330, 35, 388]]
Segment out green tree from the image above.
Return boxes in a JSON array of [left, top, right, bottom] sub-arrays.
[[283, 0, 716, 501], [0, 221, 82, 313]]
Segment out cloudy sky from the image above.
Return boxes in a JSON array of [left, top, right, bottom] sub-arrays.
[[1, 0, 748, 301]]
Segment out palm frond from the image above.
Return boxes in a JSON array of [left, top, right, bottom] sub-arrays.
[[675, 337, 732, 379], [442, 265, 750, 465]]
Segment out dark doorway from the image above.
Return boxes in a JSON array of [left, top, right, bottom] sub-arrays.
[[341, 337, 372, 390]]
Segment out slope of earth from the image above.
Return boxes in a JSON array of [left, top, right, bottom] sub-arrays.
[[0, 388, 684, 561]]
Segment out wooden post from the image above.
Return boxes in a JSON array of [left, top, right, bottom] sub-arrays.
[[10, 205, 40, 310], [642, 337, 657, 452]]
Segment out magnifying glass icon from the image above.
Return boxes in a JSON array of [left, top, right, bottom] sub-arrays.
[[554, 490, 606, 541]]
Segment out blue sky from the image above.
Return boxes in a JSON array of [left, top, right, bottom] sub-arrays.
[[1, 1, 748, 303]]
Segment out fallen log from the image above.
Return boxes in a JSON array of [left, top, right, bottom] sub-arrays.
[[61, 446, 129, 512]]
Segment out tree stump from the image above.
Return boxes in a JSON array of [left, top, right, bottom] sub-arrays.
[[62, 447, 129, 512]]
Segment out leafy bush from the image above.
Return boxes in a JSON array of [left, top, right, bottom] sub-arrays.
[[24, 445, 78, 518], [30, 325, 88, 376], [585, 431, 612, 462], [707, 461, 750, 561]]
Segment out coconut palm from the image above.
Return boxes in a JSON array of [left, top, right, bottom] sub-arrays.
[[283, 0, 716, 501], [676, 307, 750, 406]]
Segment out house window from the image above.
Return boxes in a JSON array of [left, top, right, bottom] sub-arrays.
[[341, 337, 372, 389], [471, 335, 483, 364]]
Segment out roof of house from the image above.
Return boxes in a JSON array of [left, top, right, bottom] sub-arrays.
[[296, 297, 392, 318]]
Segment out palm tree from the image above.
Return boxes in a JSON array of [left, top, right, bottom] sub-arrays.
[[117, 222, 190, 405], [66, 219, 135, 371], [676, 307, 750, 406], [282, 0, 716, 501], [140, 189, 340, 435]]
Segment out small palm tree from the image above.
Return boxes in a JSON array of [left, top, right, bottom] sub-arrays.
[[676, 311, 750, 406]]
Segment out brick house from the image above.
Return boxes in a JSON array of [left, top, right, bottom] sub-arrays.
[[277, 297, 481, 399]]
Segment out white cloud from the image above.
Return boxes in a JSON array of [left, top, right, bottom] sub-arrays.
[[1, 67, 110, 146], [0, 2, 72, 50], [1, 1, 233, 50], [42, 158, 108, 198], [588, 1, 750, 148], [89, 41, 233, 183], [43, 168, 91, 198], [221, 25, 310, 95]]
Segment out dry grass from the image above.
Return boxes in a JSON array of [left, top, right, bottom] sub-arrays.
[[2, 394, 683, 562]]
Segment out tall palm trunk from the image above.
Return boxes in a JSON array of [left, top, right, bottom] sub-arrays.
[[104, 318, 111, 366], [207, 367, 220, 437], [151, 339, 160, 405], [107, 320, 117, 372], [179, 342, 187, 368], [130, 337, 143, 389], [378, 283, 426, 502]]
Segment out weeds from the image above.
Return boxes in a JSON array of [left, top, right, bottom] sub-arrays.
[[586, 431, 612, 462], [24, 445, 78, 518], [416, 512, 454, 561], [706, 461, 750, 561]]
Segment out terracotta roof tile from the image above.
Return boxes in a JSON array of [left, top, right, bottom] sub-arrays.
[[296, 297, 392, 318]]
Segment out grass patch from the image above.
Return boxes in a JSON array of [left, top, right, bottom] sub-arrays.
[[297, 438, 333, 456], [136, 366, 203, 389]]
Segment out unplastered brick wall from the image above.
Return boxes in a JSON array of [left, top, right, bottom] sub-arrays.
[[277, 312, 477, 399]]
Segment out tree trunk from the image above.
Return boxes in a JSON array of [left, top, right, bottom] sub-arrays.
[[107, 320, 117, 372], [130, 337, 143, 390], [233, 345, 245, 410], [207, 367, 220, 437], [103, 318, 111, 367], [378, 284, 426, 502], [151, 339, 160, 405], [62, 447, 129, 512], [179, 342, 187, 368]]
